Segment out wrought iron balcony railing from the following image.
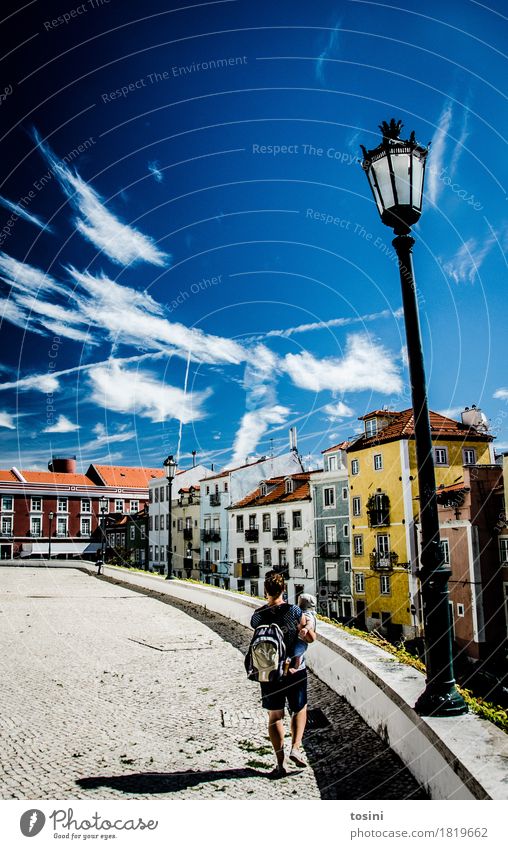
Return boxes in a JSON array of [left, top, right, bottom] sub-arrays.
[[244, 526, 259, 542], [210, 493, 221, 507], [319, 541, 340, 558], [201, 528, 221, 542], [235, 562, 260, 579], [369, 550, 399, 571], [183, 527, 193, 540], [272, 526, 288, 542], [199, 560, 217, 574]]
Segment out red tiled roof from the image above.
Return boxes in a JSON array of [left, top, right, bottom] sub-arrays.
[[230, 473, 313, 509], [347, 408, 493, 449], [90, 464, 166, 487], [0, 469, 18, 481], [357, 410, 400, 420], [321, 440, 350, 453], [20, 470, 96, 486], [437, 481, 469, 494]]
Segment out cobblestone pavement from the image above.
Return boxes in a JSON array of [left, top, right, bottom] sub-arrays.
[[0, 567, 427, 800]]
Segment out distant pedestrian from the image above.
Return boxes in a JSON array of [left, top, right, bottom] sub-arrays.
[[249, 571, 316, 778], [96, 558, 103, 575]]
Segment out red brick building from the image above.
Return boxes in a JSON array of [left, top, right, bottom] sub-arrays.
[[0, 456, 164, 560]]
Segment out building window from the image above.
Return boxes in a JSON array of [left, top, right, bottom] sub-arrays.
[[57, 497, 68, 513], [294, 549, 303, 569], [236, 515, 244, 533], [328, 454, 337, 471], [355, 572, 365, 593], [285, 478, 294, 494], [292, 511, 302, 530], [1, 496, 13, 511], [154, 488, 159, 503], [263, 548, 272, 567], [380, 575, 391, 595], [130, 500, 139, 513], [324, 487, 335, 507], [149, 490, 153, 503], [343, 559, 350, 573], [80, 517, 91, 536], [499, 538, 508, 564], [352, 496, 361, 516], [154, 545, 159, 561], [351, 459, 359, 475], [343, 524, 349, 538], [365, 418, 378, 437], [214, 548, 220, 561], [115, 499, 124, 513], [177, 517, 183, 531], [373, 453, 383, 471], [434, 447, 448, 466], [250, 549, 258, 564], [160, 515, 164, 530], [236, 548, 244, 563], [463, 448, 476, 465], [262, 513, 271, 532], [260, 483, 268, 496], [206, 486, 210, 495], [155, 516, 159, 531], [31, 497, 43, 512], [377, 534, 390, 558], [1, 515, 12, 535], [237, 579, 245, 592], [457, 603, 465, 617], [159, 486, 164, 502], [279, 549, 287, 567], [251, 581, 258, 597], [441, 538, 450, 565], [249, 514, 256, 529], [342, 487, 348, 500], [149, 545, 153, 560], [31, 517, 42, 536], [353, 535, 363, 556], [79, 498, 90, 513], [224, 482, 228, 493], [56, 517, 67, 537]]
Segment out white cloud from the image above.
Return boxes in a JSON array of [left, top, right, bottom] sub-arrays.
[[322, 400, 354, 421], [35, 132, 169, 267], [441, 236, 495, 284], [43, 415, 80, 433], [494, 388, 508, 401], [438, 406, 464, 419], [0, 195, 51, 232], [248, 309, 394, 342], [427, 101, 453, 205], [87, 360, 211, 424], [86, 422, 135, 448], [0, 252, 66, 296], [148, 161, 164, 182], [316, 19, 341, 83], [283, 333, 402, 395], [0, 373, 61, 394], [0, 411, 15, 429], [230, 404, 290, 467]]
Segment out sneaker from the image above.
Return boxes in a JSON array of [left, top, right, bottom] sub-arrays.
[[289, 748, 307, 768], [268, 765, 287, 779]]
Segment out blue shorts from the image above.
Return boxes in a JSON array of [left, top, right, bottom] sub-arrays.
[[260, 669, 307, 713]]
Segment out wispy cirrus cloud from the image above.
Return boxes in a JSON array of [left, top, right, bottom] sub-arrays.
[[87, 360, 211, 424], [283, 333, 402, 395], [494, 388, 508, 401], [0, 411, 16, 429], [34, 131, 170, 267], [43, 415, 80, 433], [148, 161, 164, 182], [322, 400, 354, 421], [315, 19, 341, 83], [86, 422, 135, 448], [441, 235, 495, 284], [0, 195, 52, 233], [246, 308, 396, 343], [427, 101, 454, 205]]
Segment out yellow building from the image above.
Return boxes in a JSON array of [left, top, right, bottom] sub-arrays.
[[346, 408, 494, 640]]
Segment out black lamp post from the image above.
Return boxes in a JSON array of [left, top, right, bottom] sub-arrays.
[[99, 496, 108, 565], [163, 454, 177, 580], [360, 119, 467, 717], [48, 511, 54, 561]]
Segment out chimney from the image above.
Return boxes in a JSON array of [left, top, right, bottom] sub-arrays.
[[289, 427, 298, 452], [48, 456, 77, 474], [192, 450, 196, 468]]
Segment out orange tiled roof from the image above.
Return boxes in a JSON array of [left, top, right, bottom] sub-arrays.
[[358, 410, 400, 420], [0, 469, 18, 481], [230, 473, 313, 509], [321, 440, 350, 453], [347, 408, 493, 449], [20, 470, 96, 486], [91, 464, 166, 487]]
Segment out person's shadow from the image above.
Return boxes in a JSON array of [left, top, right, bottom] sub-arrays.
[[77, 767, 268, 794]]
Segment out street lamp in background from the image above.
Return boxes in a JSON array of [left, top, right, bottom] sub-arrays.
[[99, 496, 108, 567], [48, 511, 54, 561], [360, 119, 467, 717], [163, 454, 177, 580]]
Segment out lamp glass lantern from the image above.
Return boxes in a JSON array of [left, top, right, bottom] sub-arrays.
[[99, 496, 108, 514], [361, 119, 428, 235], [164, 455, 177, 481]]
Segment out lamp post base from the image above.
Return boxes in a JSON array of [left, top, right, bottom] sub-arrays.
[[414, 684, 468, 717]]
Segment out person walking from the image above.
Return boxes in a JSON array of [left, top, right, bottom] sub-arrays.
[[250, 571, 316, 778]]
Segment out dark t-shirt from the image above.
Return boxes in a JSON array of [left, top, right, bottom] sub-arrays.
[[250, 602, 303, 658]]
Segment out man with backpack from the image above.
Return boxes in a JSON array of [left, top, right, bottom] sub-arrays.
[[246, 571, 316, 779]]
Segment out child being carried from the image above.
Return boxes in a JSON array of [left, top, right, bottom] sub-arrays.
[[288, 593, 317, 673]]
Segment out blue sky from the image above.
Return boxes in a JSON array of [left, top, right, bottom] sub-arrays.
[[0, 0, 506, 472]]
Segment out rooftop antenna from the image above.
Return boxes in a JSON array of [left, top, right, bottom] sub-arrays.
[[192, 450, 196, 468]]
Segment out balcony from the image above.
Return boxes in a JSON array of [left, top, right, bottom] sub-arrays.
[[235, 562, 260, 579], [199, 560, 217, 574], [183, 527, 193, 540], [370, 551, 398, 571], [244, 526, 259, 543], [210, 493, 221, 507], [201, 528, 221, 543], [320, 541, 340, 559], [272, 526, 288, 542]]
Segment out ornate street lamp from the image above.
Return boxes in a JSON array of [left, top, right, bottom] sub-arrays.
[[48, 511, 54, 561], [163, 454, 177, 580], [360, 119, 467, 717], [99, 496, 108, 573]]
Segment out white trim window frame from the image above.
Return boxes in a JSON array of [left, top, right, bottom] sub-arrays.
[[462, 448, 476, 466], [434, 447, 449, 466], [323, 486, 335, 508], [354, 572, 365, 593], [80, 517, 91, 536], [441, 538, 450, 565], [80, 498, 91, 513], [31, 497, 43, 512], [380, 574, 391, 595], [373, 453, 383, 471], [352, 496, 361, 516], [351, 458, 360, 476]]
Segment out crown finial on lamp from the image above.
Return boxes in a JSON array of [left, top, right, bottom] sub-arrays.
[[379, 118, 403, 140]]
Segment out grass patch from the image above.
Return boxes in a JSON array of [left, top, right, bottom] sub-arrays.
[[238, 740, 272, 756], [246, 759, 270, 769]]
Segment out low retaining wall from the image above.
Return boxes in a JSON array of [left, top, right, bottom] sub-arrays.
[[92, 565, 508, 799]]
